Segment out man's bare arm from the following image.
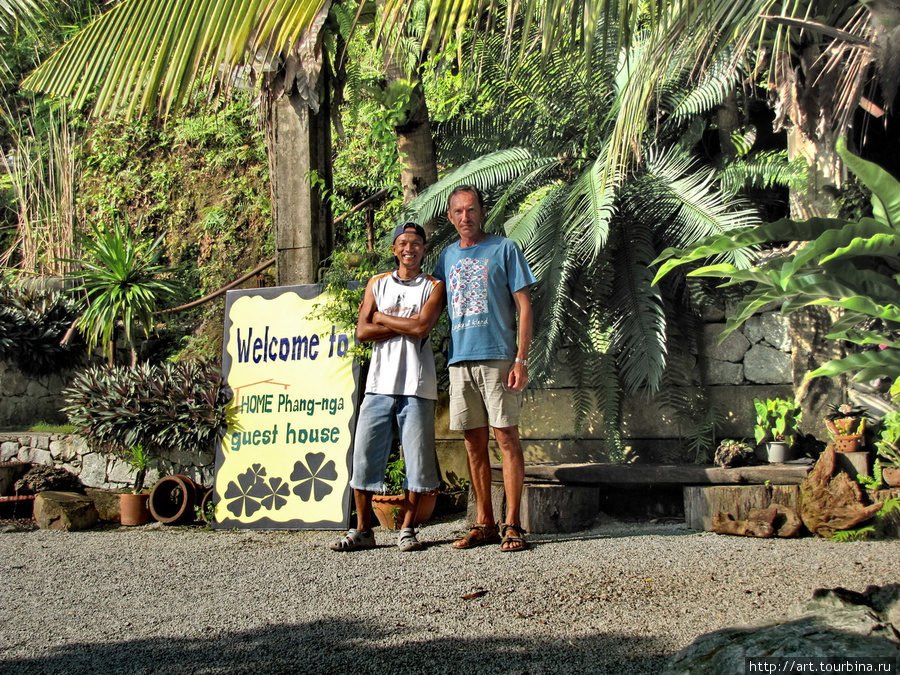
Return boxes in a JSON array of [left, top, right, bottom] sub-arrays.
[[356, 278, 399, 343], [508, 288, 533, 390]]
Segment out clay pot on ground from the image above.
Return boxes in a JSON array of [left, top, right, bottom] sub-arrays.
[[149, 474, 202, 525], [120, 493, 150, 526], [371, 491, 438, 530], [766, 441, 791, 464], [882, 466, 900, 487]]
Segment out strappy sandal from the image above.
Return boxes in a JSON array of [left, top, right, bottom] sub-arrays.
[[452, 523, 501, 549], [500, 523, 528, 552], [398, 527, 424, 552], [329, 528, 376, 552]]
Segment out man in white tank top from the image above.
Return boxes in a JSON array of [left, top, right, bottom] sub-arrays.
[[330, 222, 445, 552]]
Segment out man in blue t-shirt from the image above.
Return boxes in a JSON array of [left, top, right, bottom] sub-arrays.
[[434, 185, 536, 552]]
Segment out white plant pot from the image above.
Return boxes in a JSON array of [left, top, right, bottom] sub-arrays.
[[767, 441, 790, 464]]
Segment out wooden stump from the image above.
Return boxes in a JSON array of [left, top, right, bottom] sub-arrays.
[[467, 482, 600, 533], [712, 504, 803, 538], [834, 451, 869, 478], [684, 484, 801, 532]]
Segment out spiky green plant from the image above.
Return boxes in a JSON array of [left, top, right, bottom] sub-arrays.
[[0, 280, 85, 375], [64, 220, 182, 366]]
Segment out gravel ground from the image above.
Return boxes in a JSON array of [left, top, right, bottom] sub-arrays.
[[0, 513, 895, 675]]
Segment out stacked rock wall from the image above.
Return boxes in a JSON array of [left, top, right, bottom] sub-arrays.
[[0, 432, 214, 490]]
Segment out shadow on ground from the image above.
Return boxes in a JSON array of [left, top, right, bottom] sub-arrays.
[[5, 618, 671, 674]]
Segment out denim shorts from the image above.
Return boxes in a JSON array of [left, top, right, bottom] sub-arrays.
[[448, 360, 522, 430], [349, 394, 439, 493]]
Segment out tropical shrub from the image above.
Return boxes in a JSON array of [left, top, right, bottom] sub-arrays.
[[400, 16, 792, 459], [653, 138, 900, 397], [64, 219, 182, 366], [0, 281, 85, 375], [61, 360, 231, 458]]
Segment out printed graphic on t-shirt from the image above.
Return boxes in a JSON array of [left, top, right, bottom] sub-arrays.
[[449, 258, 488, 320]]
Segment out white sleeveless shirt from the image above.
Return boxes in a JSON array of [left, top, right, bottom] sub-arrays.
[[365, 271, 440, 400]]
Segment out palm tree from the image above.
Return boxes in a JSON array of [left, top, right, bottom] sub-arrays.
[[22, 0, 337, 285], [401, 21, 775, 458], [394, 0, 895, 441], [23, 0, 898, 250]]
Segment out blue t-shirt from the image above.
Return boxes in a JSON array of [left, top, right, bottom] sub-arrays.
[[434, 234, 536, 364]]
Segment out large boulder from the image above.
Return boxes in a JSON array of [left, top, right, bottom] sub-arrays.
[[85, 487, 125, 522], [664, 585, 900, 674], [33, 491, 99, 531]]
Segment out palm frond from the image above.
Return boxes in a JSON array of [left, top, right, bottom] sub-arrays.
[[398, 147, 555, 225], [23, 0, 331, 119], [641, 144, 761, 259], [718, 150, 806, 196], [609, 221, 667, 394], [0, 0, 40, 34], [564, 153, 618, 260]]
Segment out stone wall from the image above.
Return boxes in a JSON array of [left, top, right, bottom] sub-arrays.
[[434, 308, 795, 474], [1, 307, 795, 488], [0, 361, 72, 428], [0, 432, 214, 490]]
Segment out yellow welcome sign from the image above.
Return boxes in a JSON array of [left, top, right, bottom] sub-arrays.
[[214, 285, 359, 529]]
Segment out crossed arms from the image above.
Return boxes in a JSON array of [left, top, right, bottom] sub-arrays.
[[356, 277, 446, 343]]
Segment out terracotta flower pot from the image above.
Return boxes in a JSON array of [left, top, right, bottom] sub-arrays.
[[371, 491, 437, 530], [882, 466, 900, 487], [148, 475, 200, 525], [833, 434, 864, 453], [120, 493, 150, 526]]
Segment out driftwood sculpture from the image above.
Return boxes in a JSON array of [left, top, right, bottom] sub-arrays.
[[712, 503, 802, 538], [799, 446, 882, 537]]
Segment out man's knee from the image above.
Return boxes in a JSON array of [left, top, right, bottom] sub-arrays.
[[493, 425, 522, 450]]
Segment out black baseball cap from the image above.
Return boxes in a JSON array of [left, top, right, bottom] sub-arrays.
[[392, 221, 426, 244]]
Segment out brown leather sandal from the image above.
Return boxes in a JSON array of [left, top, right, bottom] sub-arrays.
[[452, 523, 500, 549], [500, 523, 528, 552]]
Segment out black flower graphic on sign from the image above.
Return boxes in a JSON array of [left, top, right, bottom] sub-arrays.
[[290, 452, 338, 501], [260, 477, 290, 510], [224, 467, 269, 517]]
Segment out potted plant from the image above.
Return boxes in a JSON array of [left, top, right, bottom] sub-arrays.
[[370, 449, 437, 530], [875, 411, 900, 487], [754, 398, 802, 463], [825, 403, 870, 453], [120, 445, 152, 526]]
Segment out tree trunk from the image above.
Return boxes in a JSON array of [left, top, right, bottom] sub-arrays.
[[383, 52, 438, 234], [717, 93, 741, 160], [269, 75, 333, 286], [786, 126, 842, 220], [782, 70, 846, 430]]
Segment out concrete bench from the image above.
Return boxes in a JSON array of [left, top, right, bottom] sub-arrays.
[[482, 462, 814, 534]]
